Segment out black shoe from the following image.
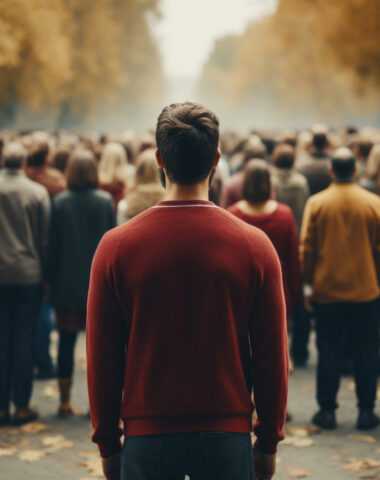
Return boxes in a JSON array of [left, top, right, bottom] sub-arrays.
[[13, 407, 39, 426], [311, 410, 337, 430], [356, 410, 380, 430], [292, 357, 307, 368]]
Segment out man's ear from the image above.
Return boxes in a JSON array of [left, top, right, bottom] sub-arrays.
[[156, 149, 164, 168], [212, 148, 221, 169]]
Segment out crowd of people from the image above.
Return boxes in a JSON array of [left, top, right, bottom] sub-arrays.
[[0, 105, 379, 478]]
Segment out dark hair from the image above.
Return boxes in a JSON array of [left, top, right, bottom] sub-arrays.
[[313, 133, 327, 151], [272, 144, 295, 169], [52, 147, 71, 173], [155, 102, 219, 185], [66, 149, 98, 190], [27, 142, 49, 167], [243, 142, 267, 163], [331, 149, 356, 179], [242, 159, 271, 204], [356, 139, 373, 159]]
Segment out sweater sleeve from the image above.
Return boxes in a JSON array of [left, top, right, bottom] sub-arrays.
[[300, 198, 317, 285], [249, 234, 289, 454], [86, 232, 126, 458]]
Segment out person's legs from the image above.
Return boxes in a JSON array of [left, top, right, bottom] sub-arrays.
[[291, 303, 311, 367], [191, 432, 254, 480], [57, 330, 78, 417], [120, 432, 254, 480], [0, 286, 14, 423], [11, 284, 42, 423], [312, 303, 348, 429], [350, 299, 380, 429], [35, 300, 55, 379], [121, 433, 186, 480]]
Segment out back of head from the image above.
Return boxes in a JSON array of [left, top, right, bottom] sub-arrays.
[[356, 138, 374, 160], [52, 147, 71, 173], [331, 147, 356, 181], [155, 102, 219, 185], [27, 141, 49, 167], [3, 141, 27, 169], [311, 124, 328, 152], [272, 143, 295, 169], [98, 141, 127, 184], [134, 149, 160, 186], [66, 149, 98, 190], [242, 159, 271, 204], [243, 136, 267, 163]]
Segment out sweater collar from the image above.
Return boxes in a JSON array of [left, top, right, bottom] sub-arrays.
[[155, 199, 216, 208]]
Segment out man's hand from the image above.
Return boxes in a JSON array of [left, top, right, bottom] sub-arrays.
[[254, 450, 276, 480], [303, 285, 313, 312], [102, 453, 121, 480]]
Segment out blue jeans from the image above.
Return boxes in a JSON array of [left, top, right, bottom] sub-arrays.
[[121, 432, 254, 480], [0, 284, 42, 410], [35, 300, 55, 374]]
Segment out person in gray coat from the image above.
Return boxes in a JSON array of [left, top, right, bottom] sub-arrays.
[[47, 149, 115, 417], [0, 142, 50, 426], [271, 144, 310, 234]]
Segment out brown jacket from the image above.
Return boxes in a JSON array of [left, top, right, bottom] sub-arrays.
[[300, 182, 380, 303]]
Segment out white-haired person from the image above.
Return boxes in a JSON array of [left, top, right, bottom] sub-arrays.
[[98, 142, 128, 208]]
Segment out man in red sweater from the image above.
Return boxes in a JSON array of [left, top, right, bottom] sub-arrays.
[[87, 102, 288, 480]]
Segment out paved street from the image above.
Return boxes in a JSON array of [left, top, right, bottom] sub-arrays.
[[0, 333, 379, 479]]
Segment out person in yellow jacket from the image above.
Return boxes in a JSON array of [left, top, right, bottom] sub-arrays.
[[300, 147, 380, 431]]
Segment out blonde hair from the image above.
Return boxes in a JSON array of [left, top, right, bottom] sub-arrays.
[[98, 142, 127, 184], [133, 149, 160, 187], [366, 143, 380, 193]]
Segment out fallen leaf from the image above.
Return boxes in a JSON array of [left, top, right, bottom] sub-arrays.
[[79, 450, 98, 458], [18, 450, 46, 462], [20, 422, 49, 434], [330, 455, 342, 461], [347, 380, 356, 391], [341, 458, 380, 472], [287, 425, 320, 436], [43, 384, 59, 399], [347, 434, 376, 444], [282, 436, 314, 447], [0, 447, 16, 457], [288, 466, 311, 477], [41, 435, 74, 452]]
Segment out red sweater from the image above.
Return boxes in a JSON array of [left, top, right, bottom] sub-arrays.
[[86, 199, 288, 458], [228, 202, 302, 315]]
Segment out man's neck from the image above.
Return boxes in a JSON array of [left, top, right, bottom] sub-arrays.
[[164, 182, 210, 202]]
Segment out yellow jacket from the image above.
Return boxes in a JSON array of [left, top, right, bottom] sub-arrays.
[[300, 182, 380, 303]]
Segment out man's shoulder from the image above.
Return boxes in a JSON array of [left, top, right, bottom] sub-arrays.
[[20, 174, 49, 199]]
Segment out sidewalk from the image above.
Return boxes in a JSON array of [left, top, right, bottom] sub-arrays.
[[0, 333, 379, 479]]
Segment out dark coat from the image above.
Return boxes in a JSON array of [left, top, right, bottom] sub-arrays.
[[48, 188, 116, 310]]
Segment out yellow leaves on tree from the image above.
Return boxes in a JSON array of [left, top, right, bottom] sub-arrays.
[[0, 0, 162, 117]]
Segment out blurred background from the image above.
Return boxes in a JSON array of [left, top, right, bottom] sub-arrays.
[[0, 0, 379, 132]]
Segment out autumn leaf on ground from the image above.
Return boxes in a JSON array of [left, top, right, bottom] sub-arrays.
[[18, 450, 47, 462], [282, 436, 314, 447], [288, 466, 311, 477], [341, 458, 380, 472], [79, 450, 98, 458], [0, 447, 16, 457], [41, 435, 74, 452], [287, 425, 320, 436], [330, 455, 342, 461], [347, 434, 376, 444], [43, 383, 59, 399], [20, 422, 49, 434]]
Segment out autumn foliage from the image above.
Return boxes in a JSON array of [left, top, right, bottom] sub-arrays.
[[0, 0, 163, 125]]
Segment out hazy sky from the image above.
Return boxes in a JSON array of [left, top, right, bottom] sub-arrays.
[[155, 0, 276, 79]]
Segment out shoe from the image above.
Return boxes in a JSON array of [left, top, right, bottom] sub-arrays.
[[356, 410, 380, 430], [311, 410, 337, 430], [13, 407, 39, 426], [292, 357, 307, 368], [57, 378, 74, 419], [0, 411, 10, 427]]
